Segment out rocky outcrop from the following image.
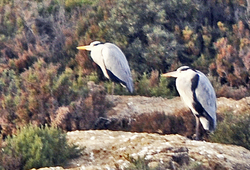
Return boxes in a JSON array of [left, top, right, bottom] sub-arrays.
[[106, 95, 250, 118], [35, 96, 250, 170], [63, 130, 250, 170]]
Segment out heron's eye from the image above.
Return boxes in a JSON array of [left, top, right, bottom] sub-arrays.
[[179, 67, 190, 72], [180, 67, 190, 72], [93, 42, 103, 46]]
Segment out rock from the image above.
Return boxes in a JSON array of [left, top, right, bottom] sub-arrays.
[[35, 96, 250, 170], [63, 130, 250, 170], [106, 95, 250, 118], [33, 167, 65, 170], [106, 95, 186, 118], [217, 97, 250, 114]]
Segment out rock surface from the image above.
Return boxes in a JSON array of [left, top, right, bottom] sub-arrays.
[[36, 96, 250, 170], [64, 130, 250, 170], [106, 95, 250, 118]]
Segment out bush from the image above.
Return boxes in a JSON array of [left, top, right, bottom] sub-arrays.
[[130, 111, 186, 135], [135, 70, 176, 97], [128, 109, 201, 139], [0, 59, 90, 136], [0, 124, 83, 170], [209, 112, 250, 150]]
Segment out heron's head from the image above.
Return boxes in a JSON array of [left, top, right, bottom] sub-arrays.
[[176, 66, 191, 72], [77, 41, 102, 51], [162, 66, 191, 78]]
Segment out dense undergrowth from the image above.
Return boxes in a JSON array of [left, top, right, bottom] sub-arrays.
[[0, 0, 250, 169], [209, 111, 250, 150], [0, 124, 83, 170]]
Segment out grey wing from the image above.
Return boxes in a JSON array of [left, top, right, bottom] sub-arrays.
[[102, 44, 134, 93], [195, 72, 217, 122]]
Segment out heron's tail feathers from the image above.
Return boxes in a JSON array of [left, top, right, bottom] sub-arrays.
[[199, 116, 216, 132], [126, 78, 134, 93]]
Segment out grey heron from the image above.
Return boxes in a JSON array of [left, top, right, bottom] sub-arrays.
[[77, 41, 134, 94], [162, 66, 217, 140]]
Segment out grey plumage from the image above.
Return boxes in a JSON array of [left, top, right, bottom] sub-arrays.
[[77, 41, 134, 93], [162, 66, 217, 140]]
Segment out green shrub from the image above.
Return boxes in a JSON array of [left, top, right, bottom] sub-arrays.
[[85, 70, 176, 97], [136, 70, 176, 97], [149, 75, 175, 98], [64, 0, 99, 11], [209, 112, 250, 150], [0, 124, 83, 170], [104, 81, 131, 95]]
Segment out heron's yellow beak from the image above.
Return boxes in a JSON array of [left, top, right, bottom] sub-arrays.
[[77, 45, 91, 51], [161, 71, 178, 78]]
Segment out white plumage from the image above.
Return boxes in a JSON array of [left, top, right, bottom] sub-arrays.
[[77, 41, 134, 93], [162, 66, 217, 140]]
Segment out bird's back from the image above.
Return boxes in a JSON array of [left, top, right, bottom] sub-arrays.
[[102, 43, 134, 93], [195, 71, 217, 130]]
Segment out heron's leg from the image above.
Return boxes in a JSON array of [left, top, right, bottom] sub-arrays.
[[195, 116, 200, 140], [111, 82, 114, 100]]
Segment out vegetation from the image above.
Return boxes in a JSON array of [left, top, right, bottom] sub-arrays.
[[123, 155, 153, 170], [129, 110, 195, 137], [122, 154, 205, 170], [0, 124, 83, 170], [0, 0, 250, 168], [0, 0, 249, 99], [210, 112, 250, 150]]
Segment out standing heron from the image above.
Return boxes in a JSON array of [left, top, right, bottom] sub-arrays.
[[162, 66, 217, 140], [77, 41, 134, 94]]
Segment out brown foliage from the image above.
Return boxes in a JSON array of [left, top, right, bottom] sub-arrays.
[[0, 153, 21, 170], [216, 85, 250, 100], [129, 109, 198, 139], [52, 81, 109, 131], [213, 21, 250, 89], [130, 111, 186, 135]]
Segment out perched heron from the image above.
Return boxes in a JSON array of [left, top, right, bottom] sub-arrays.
[[162, 66, 217, 140], [77, 41, 134, 94]]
